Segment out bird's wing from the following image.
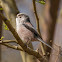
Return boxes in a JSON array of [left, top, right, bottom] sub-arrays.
[[23, 24, 42, 38], [23, 24, 53, 49]]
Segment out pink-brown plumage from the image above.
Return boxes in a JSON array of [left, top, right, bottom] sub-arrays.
[[17, 22, 37, 44]]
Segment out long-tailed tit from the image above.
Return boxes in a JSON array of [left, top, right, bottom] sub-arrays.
[[16, 13, 53, 49]]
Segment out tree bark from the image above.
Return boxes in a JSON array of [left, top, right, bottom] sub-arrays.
[[42, 0, 60, 60]]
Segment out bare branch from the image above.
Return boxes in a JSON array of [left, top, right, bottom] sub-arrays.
[[32, 0, 40, 34], [0, 13, 47, 61], [0, 40, 23, 51], [0, 0, 36, 61], [32, 0, 46, 56], [0, 0, 19, 28], [0, 40, 17, 43], [2, 43, 23, 51]]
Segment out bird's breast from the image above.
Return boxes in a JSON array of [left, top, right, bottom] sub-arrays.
[[17, 25, 35, 42]]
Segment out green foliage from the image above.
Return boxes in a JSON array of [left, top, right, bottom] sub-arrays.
[[3, 23, 9, 30], [38, 1, 45, 4], [0, 36, 4, 40], [0, 8, 3, 10], [36, 0, 45, 5]]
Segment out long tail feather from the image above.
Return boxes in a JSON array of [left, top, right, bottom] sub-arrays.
[[37, 38, 53, 49]]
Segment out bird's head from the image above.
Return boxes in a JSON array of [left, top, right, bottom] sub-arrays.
[[16, 13, 30, 25]]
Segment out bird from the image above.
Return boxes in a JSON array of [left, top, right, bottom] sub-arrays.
[[16, 13, 53, 49]]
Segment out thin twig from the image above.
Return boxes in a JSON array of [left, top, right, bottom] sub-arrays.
[[32, 0, 46, 55], [32, 0, 40, 34], [0, 13, 47, 61], [0, 40, 23, 51], [2, 43, 23, 51], [0, 40, 17, 43]]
